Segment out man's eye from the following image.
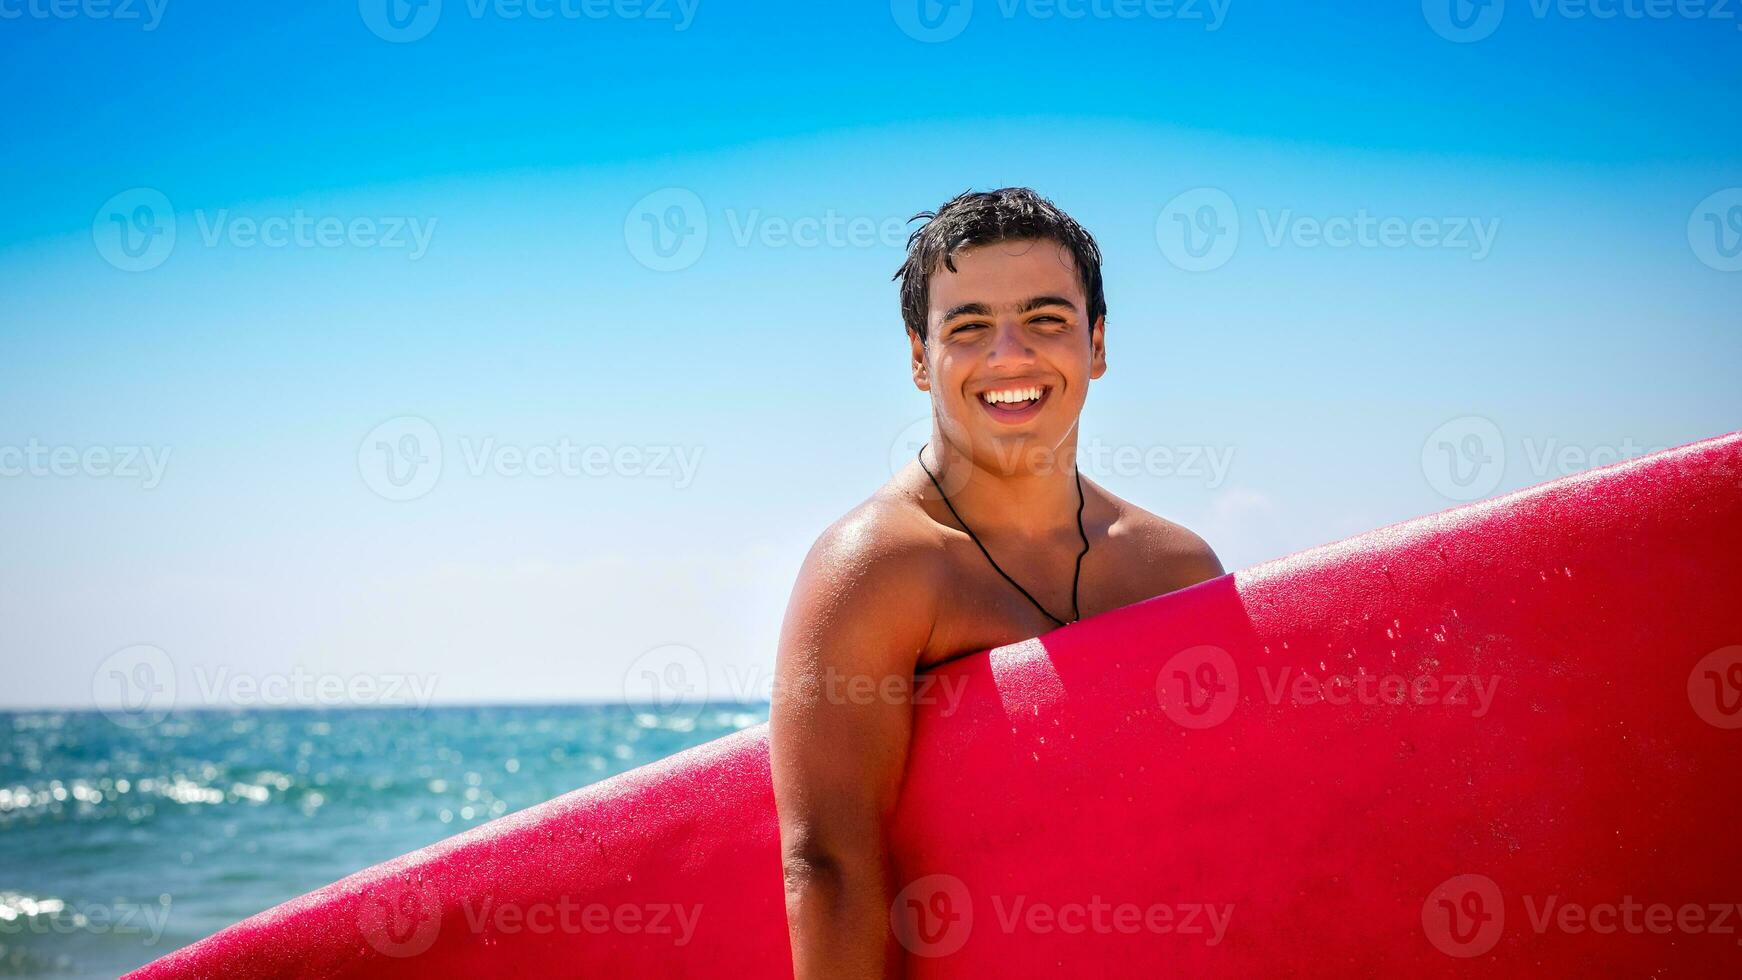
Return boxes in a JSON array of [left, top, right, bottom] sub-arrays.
[[951, 323, 988, 335]]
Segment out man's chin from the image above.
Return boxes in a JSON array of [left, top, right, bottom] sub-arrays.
[[958, 430, 1074, 479]]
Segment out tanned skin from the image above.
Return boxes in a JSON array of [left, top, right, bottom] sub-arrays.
[[770, 237, 1225, 979]]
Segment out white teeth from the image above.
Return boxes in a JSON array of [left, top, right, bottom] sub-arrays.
[[981, 386, 1044, 405]]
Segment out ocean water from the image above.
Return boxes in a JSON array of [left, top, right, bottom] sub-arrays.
[[0, 704, 767, 979]]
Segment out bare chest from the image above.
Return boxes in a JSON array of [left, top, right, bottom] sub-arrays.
[[916, 529, 1172, 669]]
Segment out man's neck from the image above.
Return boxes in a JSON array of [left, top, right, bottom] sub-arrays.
[[923, 431, 1083, 541]]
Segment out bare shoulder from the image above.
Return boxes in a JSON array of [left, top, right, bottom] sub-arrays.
[[801, 489, 945, 594], [780, 488, 944, 661], [1099, 487, 1226, 594]]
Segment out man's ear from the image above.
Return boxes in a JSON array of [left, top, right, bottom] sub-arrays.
[[908, 327, 931, 392], [1089, 314, 1107, 380]]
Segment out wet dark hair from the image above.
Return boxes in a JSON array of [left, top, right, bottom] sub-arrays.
[[893, 187, 1106, 344]]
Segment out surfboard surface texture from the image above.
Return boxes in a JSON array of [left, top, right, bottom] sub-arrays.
[[130, 432, 1742, 977]]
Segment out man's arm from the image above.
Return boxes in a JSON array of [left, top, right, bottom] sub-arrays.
[[770, 517, 936, 980]]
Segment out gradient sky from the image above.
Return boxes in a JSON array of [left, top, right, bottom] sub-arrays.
[[2, 0, 1739, 708]]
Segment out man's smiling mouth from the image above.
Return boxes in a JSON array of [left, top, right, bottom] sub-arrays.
[[976, 384, 1052, 424]]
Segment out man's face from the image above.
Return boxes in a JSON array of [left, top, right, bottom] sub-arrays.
[[909, 237, 1106, 475]]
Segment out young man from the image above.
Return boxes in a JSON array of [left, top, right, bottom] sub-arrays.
[[769, 187, 1224, 978]]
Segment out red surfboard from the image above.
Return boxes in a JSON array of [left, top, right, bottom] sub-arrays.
[[130, 431, 1742, 978]]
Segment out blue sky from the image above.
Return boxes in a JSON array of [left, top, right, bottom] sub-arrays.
[[2, 0, 1738, 708]]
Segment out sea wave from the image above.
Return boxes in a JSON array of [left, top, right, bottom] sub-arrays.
[[0, 703, 767, 979]]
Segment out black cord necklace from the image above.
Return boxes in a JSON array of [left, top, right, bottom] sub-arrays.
[[917, 442, 1091, 627]]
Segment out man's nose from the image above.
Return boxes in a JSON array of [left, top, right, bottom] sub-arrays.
[[987, 318, 1036, 364]]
